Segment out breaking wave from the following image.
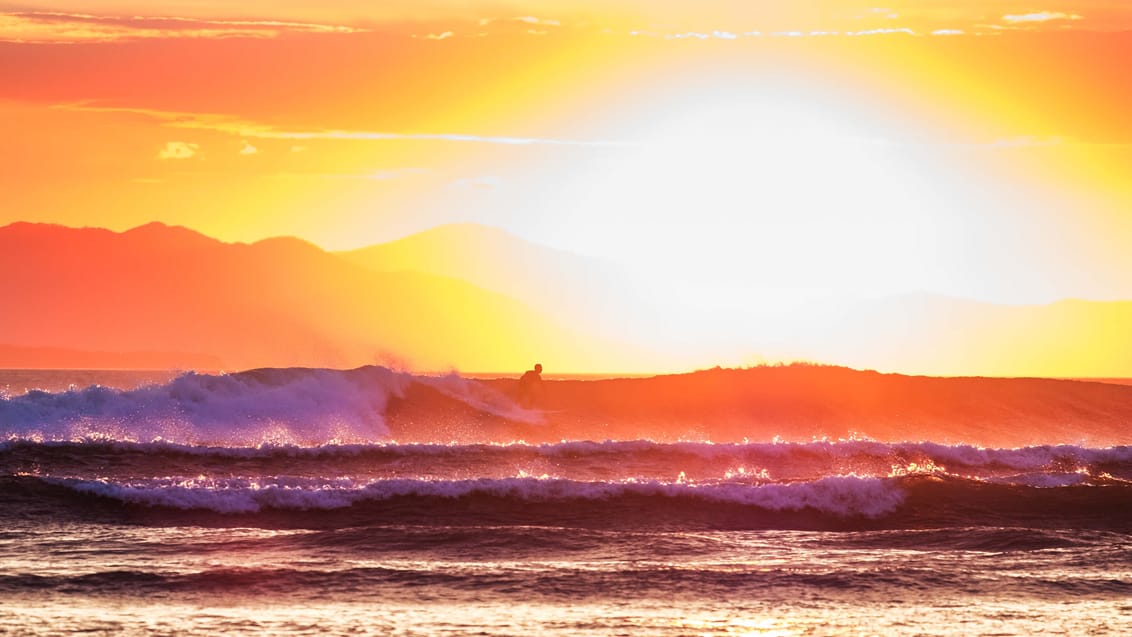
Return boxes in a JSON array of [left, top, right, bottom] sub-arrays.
[[0, 366, 538, 445], [5, 364, 1132, 446]]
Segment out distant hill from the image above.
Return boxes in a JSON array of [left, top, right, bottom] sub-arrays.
[[6, 221, 1132, 376], [0, 222, 644, 372], [337, 223, 645, 341]]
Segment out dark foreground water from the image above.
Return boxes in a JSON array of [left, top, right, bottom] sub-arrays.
[[2, 368, 1131, 635]]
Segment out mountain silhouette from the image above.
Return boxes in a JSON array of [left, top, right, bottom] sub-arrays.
[[0, 222, 642, 372], [4, 221, 1131, 376], [336, 223, 758, 366], [337, 223, 644, 339]]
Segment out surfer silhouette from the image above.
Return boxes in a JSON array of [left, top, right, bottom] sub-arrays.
[[517, 363, 543, 407]]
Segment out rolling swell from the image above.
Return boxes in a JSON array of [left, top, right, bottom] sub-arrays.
[[5, 473, 1132, 532], [4, 439, 1132, 484], [6, 561, 1132, 601]]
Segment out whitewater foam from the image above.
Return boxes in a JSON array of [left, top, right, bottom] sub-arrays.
[[0, 366, 556, 446], [0, 367, 416, 445]]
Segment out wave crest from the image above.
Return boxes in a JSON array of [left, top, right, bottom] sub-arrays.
[[51, 474, 907, 518], [0, 366, 415, 445]]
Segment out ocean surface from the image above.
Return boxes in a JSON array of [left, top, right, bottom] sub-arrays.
[[2, 366, 1132, 636]]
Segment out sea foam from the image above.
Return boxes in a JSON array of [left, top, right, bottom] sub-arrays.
[[0, 367, 414, 445]]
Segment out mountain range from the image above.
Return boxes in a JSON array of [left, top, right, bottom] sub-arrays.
[[2, 220, 1130, 376], [0, 222, 650, 372]]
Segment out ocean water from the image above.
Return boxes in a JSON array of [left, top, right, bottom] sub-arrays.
[[2, 366, 1132, 636]]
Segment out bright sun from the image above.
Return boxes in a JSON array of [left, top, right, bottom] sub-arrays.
[[497, 77, 1042, 367], [553, 83, 973, 297]]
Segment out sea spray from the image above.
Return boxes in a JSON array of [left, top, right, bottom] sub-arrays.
[[0, 366, 412, 445]]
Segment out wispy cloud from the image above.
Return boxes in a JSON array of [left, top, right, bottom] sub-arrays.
[[157, 141, 199, 160], [402, 7, 1101, 42], [413, 15, 564, 40], [639, 28, 922, 39], [413, 31, 454, 40], [478, 16, 562, 27], [57, 103, 630, 149], [847, 28, 916, 36], [0, 11, 365, 44], [1002, 11, 1084, 24], [210, 124, 627, 148]]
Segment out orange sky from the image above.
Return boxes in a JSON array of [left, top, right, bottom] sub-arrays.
[[3, 2, 1132, 373]]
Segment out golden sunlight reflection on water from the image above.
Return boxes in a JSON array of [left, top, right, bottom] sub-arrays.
[[4, 595, 1131, 636]]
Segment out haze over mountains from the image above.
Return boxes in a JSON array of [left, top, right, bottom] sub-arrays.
[[338, 223, 1132, 377], [2, 221, 1130, 376], [339, 224, 629, 341], [0, 222, 650, 372]]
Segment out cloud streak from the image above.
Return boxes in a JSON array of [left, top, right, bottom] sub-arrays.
[[8, 8, 1094, 45], [637, 28, 924, 39], [1002, 11, 1084, 23], [478, 16, 562, 27], [157, 141, 199, 159], [0, 11, 365, 43], [56, 103, 631, 149], [63, 102, 1111, 153]]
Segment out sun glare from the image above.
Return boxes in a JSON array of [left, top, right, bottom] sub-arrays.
[[550, 81, 970, 298]]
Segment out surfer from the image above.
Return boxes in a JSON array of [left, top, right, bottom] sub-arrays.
[[517, 363, 543, 407]]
